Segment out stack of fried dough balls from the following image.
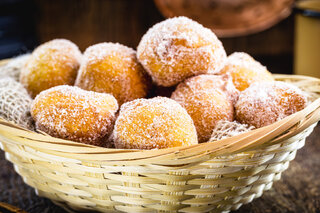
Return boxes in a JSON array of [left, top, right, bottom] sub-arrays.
[[75, 43, 150, 105], [20, 39, 82, 98], [24, 16, 309, 150]]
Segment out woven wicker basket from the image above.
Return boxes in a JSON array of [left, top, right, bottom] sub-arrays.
[[0, 60, 320, 213]]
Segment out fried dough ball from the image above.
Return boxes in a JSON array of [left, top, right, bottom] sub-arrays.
[[20, 39, 82, 98], [137, 16, 227, 87], [113, 97, 198, 149], [219, 52, 274, 91], [171, 75, 234, 143], [31, 85, 118, 147], [235, 81, 308, 128], [75, 43, 150, 105]]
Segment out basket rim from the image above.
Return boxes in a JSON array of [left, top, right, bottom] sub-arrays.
[[0, 58, 320, 164]]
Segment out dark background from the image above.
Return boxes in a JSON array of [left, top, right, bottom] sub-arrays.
[[0, 0, 294, 74]]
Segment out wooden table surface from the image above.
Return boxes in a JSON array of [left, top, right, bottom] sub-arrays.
[[0, 124, 319, 213]]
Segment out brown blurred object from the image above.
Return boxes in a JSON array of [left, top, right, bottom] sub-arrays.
[[0, 202, 27, 213], [154, 0, 294, 37]]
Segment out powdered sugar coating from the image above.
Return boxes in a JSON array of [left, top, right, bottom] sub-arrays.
[[75, 42, 150, 106], [31, 85, 118, 146], [20, 39, 82, 98], [235, 81, 308, 128], [171, 75, 234, 143], [0, 77, 34, 130], [0, 54, 31, 81], [113, 97, 198, 150], [219, 52, 274, 91], [137, 16, 227, 87]]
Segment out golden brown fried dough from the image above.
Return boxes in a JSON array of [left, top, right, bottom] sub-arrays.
[[75, 42, 150, 105], [20, 39, 82, 98], [31, 85, 118, 147], [219, 52, 274, 91], [137, 16, 227, 87], [235, 81, 308, 128], [113, 97, 198, 149], [171, 75, 234, 142]]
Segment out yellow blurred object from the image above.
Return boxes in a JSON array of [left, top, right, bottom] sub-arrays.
[[294, 0, 320, 78]]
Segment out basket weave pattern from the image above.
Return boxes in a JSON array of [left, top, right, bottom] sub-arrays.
[[0, 71, 320, 212]]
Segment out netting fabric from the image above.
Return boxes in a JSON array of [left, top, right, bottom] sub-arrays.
[[0, 77, 34, 130], [0, 54, 30, 81], [209, 120, 254, 142]]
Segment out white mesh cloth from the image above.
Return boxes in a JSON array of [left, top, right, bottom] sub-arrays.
[[0, 77, 34, 130], [209, 120, 254, 142], [0, 54, 31, 81]]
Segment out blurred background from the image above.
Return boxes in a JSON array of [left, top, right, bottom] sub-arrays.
[[0, 0, 319, 75]]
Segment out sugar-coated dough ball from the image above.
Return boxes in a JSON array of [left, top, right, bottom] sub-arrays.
[[113, 97, 198, 149], [219, 52, 274, 91], [235, 81, 308, 128], [75, 43, 150, 106], [31, 85, 118, 147], [20, 39, 82, 98], [171, 75, 234, 143], [137, 16, 227, 87]]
